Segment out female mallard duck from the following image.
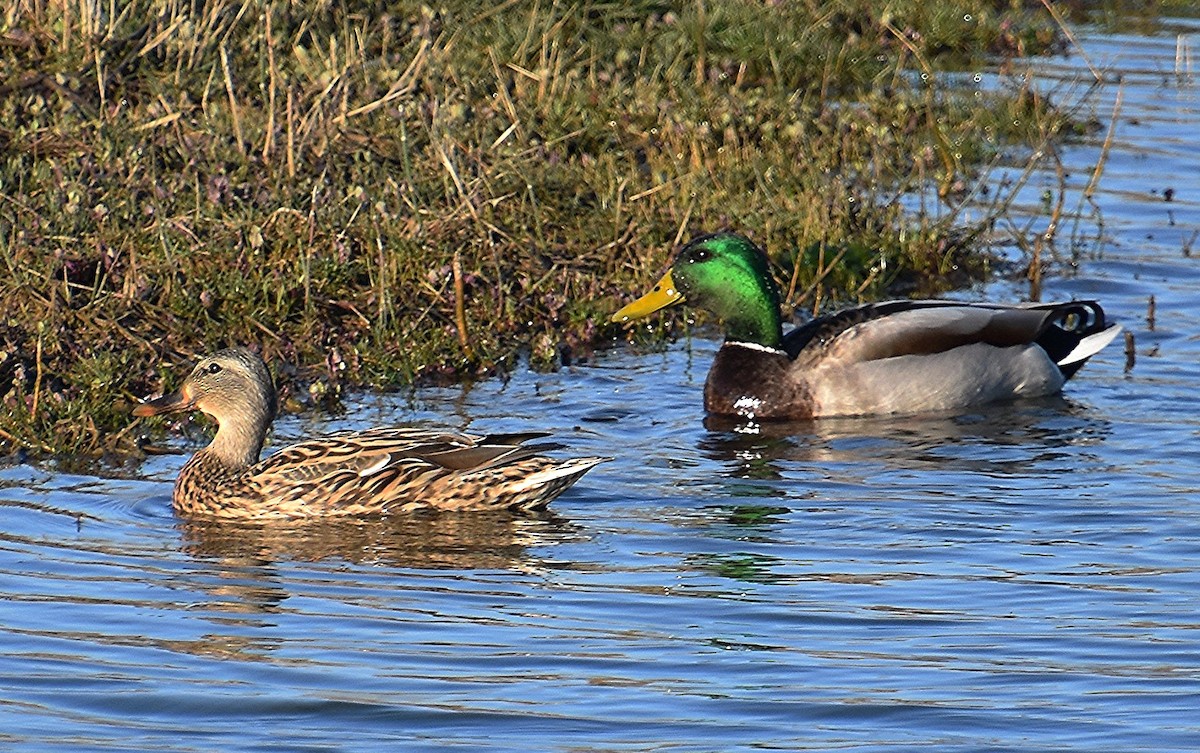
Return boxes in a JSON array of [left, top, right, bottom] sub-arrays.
[[133, 348, 607, 519], [612, 232, 1121, 420]]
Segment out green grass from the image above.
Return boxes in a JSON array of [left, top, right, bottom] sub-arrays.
[[1, 0, 1077, 456]]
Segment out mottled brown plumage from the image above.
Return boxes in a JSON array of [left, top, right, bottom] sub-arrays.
[[133, 348, 607, 519]]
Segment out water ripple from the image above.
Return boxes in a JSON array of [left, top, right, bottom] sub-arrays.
[[3, 26, 1200, 753]]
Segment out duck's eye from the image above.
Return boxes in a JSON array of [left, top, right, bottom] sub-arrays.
[[206, 362, 223, 374], [692, 249, 710, 262]]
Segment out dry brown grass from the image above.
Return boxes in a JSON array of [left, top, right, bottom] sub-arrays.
[[0, 0, 1074, 456]]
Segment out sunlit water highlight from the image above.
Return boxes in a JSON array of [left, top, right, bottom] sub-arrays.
[[2, 24, 1199, 752]]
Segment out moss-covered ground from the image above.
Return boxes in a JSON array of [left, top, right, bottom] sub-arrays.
[[1, 1, 1082, 455]]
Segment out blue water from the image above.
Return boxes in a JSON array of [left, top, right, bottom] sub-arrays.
[[2, 24, 1199, 753]]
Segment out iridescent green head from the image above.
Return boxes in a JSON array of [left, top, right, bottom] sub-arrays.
[[611, 233, 784, 348]]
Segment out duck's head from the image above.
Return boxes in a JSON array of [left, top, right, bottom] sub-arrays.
[[134, 347, 277, 465], [611, 232, 784, 348]]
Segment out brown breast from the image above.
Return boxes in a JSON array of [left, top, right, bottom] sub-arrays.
[[703, 344, 814, 420]]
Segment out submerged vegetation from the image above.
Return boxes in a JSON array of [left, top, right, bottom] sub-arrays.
[[1, 0, 1078, 456]]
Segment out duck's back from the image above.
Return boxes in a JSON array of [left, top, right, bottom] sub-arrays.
[[704, 300, 1118, 419], [786, 300, 1111, 365]]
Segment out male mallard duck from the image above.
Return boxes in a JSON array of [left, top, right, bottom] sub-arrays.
[[612, 232, 1121, 419], [133, 348, 607, 519]]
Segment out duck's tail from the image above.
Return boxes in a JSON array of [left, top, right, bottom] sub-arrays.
[[1036, 301, 1121, 380], [506, 456, 611, 512], [1058, 324, 1123, 368]]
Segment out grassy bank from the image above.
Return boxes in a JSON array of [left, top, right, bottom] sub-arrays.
[[1, 0, 1072, 457]]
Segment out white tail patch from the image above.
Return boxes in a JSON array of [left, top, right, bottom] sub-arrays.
[[1058, 325, 1123, 366]]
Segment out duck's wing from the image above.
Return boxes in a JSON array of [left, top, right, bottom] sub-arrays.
[[248, 428, 601, 514], [786, 300, 1118, 375], [253, 428, 545, 482]]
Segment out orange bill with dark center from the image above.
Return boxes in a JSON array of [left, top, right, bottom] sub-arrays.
[[132, 384, 195, 416]]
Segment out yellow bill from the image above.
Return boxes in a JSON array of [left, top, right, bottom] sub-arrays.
[[611, 270, 685, 323]]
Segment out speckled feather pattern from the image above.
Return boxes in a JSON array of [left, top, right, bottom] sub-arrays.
[[136, 349, 607, 520], [170, 428, 606, 519]]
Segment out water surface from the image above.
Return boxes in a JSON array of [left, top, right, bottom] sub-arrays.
[[2, 24, 1199, 752]]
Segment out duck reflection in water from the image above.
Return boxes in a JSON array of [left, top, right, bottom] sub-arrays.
[[697, 395, 1113, 489], [178, 508, 580, 570], [160, 510, 581, 665]]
